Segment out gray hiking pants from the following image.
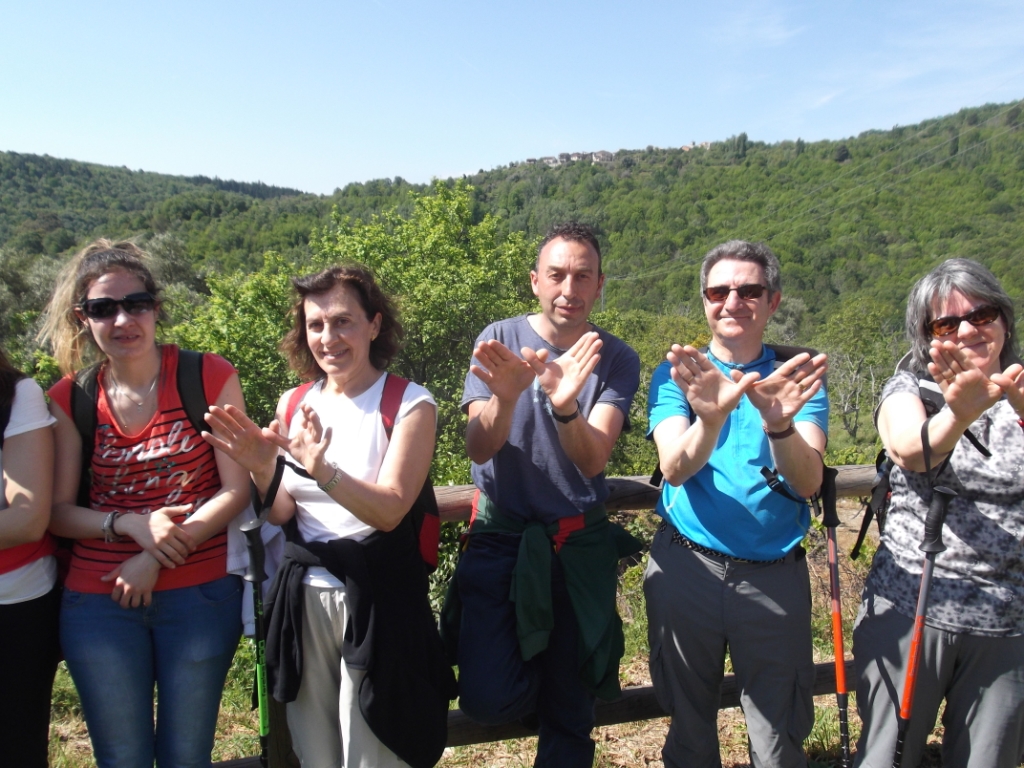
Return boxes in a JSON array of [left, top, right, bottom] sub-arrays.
[[644, 522, 815, 768], [852, 589, 1024, 768]]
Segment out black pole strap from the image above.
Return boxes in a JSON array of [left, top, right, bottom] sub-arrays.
[[760, 466, 806, 504]]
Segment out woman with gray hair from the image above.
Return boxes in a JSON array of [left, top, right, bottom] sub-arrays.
[[853, 258, 1024, 767]]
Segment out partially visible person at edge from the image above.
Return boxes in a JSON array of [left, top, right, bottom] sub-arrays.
[[853, 258, 1024, 768], [440, 221, 642, 767], [39, 239, 250, 768], [0, 342, 57, 768], [645, 240, 830, 768], [202, 265, 455, 768]]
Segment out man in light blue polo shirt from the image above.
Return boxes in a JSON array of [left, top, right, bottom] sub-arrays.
[[644, 240, 829, 768]]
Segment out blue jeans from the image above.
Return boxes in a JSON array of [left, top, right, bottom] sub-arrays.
[[60, 575, 243, 768], [456, 533, 596, 768]]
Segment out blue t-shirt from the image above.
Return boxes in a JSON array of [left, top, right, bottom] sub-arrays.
[[647, 346, 829, 560], [461, 315, 641, 524]]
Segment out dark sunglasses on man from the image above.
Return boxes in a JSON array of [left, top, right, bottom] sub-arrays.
[[702, 283, 767, 303], [927, 304, 1001, 338], [78, 292, 158, 320]]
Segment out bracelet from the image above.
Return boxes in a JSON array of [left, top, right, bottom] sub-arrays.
[[318, 462, 342, 493], [102, 511, 125, 543], [763, 422, 796, 440], [552, 401, 581, 424]]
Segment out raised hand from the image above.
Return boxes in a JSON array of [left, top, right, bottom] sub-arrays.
[[928, 339, 1002, 424], [522, 331, 603, 412], [991, 363, 1024, 417], [744, 352, 827, 430], [265, 403, 332, 479], [668, 345, 758, 426], [115, 505, 196, 568], [203, 403, 280, 476], [470, 339, 536, 403]]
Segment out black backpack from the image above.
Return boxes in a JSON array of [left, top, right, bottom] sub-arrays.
[[69, 350, 209, 506], [849, 354, 990, 559]]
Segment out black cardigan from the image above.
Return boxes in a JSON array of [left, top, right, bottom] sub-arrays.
[[265, 515, 456, 768]]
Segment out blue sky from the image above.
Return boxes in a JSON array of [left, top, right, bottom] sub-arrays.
[[2, 0, 1022, 195]]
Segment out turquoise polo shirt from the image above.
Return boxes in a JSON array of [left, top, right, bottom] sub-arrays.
[[647, 346, 829, 561]]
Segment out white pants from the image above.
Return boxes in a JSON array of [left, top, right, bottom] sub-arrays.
[[287, 584, 409, 768]]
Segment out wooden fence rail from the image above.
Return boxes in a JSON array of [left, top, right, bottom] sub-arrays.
[[216, 464, 876, 767]]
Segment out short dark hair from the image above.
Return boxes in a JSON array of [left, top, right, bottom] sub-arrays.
[[281, 265, 403, 382], [699, 240, 782, 295], [905, 257, 1019, 371], [537, 222, 602, 274]]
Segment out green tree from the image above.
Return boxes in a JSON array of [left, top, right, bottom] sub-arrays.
[[812, 299, 902, 443], [171, 252, 298, 426], [309, 179, 536, 484]]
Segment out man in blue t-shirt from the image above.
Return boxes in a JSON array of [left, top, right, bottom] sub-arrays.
[[645, 240, 829, 768], [452, 222, 640, 767]]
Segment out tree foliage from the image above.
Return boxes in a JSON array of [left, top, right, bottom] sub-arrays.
[[309, 180, 536, 484]]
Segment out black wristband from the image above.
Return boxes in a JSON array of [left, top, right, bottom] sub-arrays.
[[552, 401, 581, 424], [763, 422, 796, 440]]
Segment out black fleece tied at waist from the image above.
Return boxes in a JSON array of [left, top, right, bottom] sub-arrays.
[[264, 518, 456, 768]]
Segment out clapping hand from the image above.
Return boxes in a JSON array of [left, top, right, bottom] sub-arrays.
[[203, 404, 280, 476], [668, 344, 758, 426], [991, 363, 1024, 417], [743, 352, 827, 429], [470, 340, 536, 404], [928, 340, 1003, 424], [265, 403, 332, 480], [522, 332, 603, 412]]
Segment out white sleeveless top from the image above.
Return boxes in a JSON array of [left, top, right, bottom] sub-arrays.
[[280, 373, 435, 587]]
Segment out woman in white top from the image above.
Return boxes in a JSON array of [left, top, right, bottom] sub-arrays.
[[0, 344, 57, 768], [204, 265, 448, 768]]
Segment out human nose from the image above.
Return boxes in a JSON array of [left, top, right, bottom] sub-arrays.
[[112, 306, 136, 324], [320, 323, 339, 344], [561, 275, 578, 299], [956, 317, 979, 339], [723, 288, 745, 311]]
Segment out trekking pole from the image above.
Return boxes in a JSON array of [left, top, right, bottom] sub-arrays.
[[241, 462, 283, 768], [891, 485, 957, 768], [812, 466, 852, 768], [241, 510, 270, 768]]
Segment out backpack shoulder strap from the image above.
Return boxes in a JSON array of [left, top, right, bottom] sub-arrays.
[[71, 363, 103, 507], [284, 381, 317, 430], [766, 343, 819, 364], [176, 349, 208, 437], [380, 373, 410, 439]]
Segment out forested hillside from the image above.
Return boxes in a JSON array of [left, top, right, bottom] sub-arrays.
[[1, 99, 1022, 463], [4, 100, 1021, 319]]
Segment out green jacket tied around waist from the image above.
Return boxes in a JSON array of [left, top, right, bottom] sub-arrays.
[[441, 492, 643, 701]]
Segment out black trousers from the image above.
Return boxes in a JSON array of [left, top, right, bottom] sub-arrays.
[[0, 584, 60, 768]]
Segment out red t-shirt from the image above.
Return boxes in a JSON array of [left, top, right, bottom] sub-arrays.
[[49, 345, 236, 593]]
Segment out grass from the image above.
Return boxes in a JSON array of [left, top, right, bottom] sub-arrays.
[[46, 504, 957, 767]]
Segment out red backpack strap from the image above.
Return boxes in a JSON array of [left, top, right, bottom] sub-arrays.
[[379, 373, 410, 439], [284, 382, 317, 430]]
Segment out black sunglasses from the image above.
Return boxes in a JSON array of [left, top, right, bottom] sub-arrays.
[[927, 305, 1002, 338], [79, 292, 158, 320], [703, 284, 768, 302]]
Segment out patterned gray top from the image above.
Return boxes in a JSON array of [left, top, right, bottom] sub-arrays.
[[866, 371, 1024, 636]]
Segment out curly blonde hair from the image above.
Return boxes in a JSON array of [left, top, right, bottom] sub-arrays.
[[38, 239, 163, 373]]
